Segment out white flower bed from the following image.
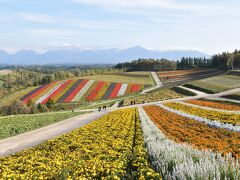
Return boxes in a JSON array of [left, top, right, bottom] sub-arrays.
[[138, 106, 240, 179], [117, 83, 128, 96], [158, 103, 240, 132], [35, 81, 65, 104], [72, 80, 95, 101]]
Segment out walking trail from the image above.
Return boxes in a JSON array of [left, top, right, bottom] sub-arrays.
[[141, 72, 163, 94], [0, 110, 110, 157]]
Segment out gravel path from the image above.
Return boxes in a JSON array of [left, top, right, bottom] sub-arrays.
[[141, 72, 163, 94], [178, 86, 207, 96], [0, 110, 109, 157]]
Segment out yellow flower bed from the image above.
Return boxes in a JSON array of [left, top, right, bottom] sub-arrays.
[[0, 108, 160, 179], [94, 82, 111, 100], [165, 102, 240, 125], [124, 89, 183, 105]]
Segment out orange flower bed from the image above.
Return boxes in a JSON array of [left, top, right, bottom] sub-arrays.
[[157, 70, 198, 77], [186, 99, 240, 111], [144, 105, 240, 158], [158, 70, 220, 83]]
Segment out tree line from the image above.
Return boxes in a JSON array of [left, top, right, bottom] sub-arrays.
[[178, 50, 240, 70], [115, 50, 240, 71], [115, 59, 176, 71], [176, 57, 211, 69]]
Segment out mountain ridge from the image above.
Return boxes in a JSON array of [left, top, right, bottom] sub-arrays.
[[0, 46, 209, 65]]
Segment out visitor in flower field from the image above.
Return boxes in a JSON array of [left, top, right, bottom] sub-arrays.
[[98, 107, 101, 112]]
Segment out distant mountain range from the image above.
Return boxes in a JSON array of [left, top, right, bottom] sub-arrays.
[[0, 46, 209, 65]]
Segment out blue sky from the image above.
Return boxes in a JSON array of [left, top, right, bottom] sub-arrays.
[[0, 0, 240, 54]]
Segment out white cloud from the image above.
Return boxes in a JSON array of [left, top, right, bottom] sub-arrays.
[[17, 12, 54, 23], [17, 12, 145, 31], [28, 29, 85, 36], [70, 0, 207, 11]]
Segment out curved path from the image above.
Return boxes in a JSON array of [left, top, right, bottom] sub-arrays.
[[141, 72, 163, 94], [175, 86, 240, 102], [0, 110, 110, 157], [1, 85, 240, 157], [178, 86, 207, 96]]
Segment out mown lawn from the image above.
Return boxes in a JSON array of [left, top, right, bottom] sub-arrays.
[[184, 75, 240, 93], [81, 72, 154, 85]]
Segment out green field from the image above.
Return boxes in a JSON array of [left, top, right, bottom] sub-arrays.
[[82, 71, 154, 85], [0, 111, 84, 139], [184, 75, 240, 93]]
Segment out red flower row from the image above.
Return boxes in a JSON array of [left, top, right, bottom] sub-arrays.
[[22, 82, 55, 104], [87, 81, 105, 101], [41, 80, 73, 104], [109, 83, 122, 98], [131, 84, 141, 93]]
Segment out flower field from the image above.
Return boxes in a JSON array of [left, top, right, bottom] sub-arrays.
[[143, 105, 240, 158], [0, 87, 36, 107], [186, 99, 240, 111], [157, 70, 199, 76], [157, 70, 221, 83], [0, 108, 160, 179], [124, 89, 183, 105], [159, 103, 240, 132], [164, 102, 240, 125], [20, 78, 144, 104], [0, 111, 84, 139], [139, 106, 240, 179]]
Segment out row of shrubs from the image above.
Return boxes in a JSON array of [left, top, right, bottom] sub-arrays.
[[223, 94, 240, 101]]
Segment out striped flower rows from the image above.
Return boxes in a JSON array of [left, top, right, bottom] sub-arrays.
[[138, 106, 240, 179], [159, 103, 240, 132], [21, 79, 144, 104], [164, 102, 240, 126], [86, 81, 105, 101], [36, 81, 65, 104]]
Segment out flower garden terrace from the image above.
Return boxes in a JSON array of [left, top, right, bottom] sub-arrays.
[[20, 78, 146, 105], [1, 105, 239, 179], [1, 69, 240, 179]]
